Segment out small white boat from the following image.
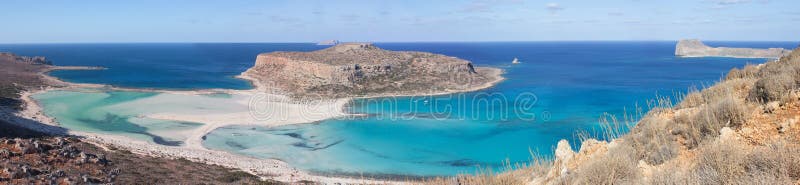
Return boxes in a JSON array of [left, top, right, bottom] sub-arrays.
[[512, 57, 520, 64]]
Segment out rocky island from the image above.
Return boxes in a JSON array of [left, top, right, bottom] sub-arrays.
[[675, 39, 790, 58], [240, 43, 504, 97]]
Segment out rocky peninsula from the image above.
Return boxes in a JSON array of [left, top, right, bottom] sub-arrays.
[[675, 39, 790, 58], [240, 43, 504, 98]]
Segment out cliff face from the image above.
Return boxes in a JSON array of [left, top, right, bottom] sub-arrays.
[[675, 39, 790, 58], [241, 43, 501, 97]]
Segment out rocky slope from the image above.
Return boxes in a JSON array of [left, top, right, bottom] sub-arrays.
[[0, 53, 57, 107], [675, 39, 790, 58], [241, 43, 503, 98]]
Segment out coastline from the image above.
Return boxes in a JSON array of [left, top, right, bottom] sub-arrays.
[[9, 64, 506, 184], [676, 55, 783, 59]]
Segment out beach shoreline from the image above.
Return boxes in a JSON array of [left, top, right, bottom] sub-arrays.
[[8, 64, 506, 184]]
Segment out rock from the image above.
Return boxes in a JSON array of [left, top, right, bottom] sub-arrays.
[[675, 39, 789, 59], [55, 138, 67, 146], [52, 170, 66, 178], [92, 154, 109, 165], [58, 146, 80, 158], [21, 165, 41, 176], [719, 127, 737, 142], [551, 140, 575, 177], [78, 152, 90, 164], [33, 140, 51, 151], [0, 149, 12, 158], [19, 146, 38, 154], [81, 174, 102, 183], [764, 101, 781, 113], [779, 118, 797, 133]]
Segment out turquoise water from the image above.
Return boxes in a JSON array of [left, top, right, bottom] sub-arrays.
[[32, 89, 246, 146], [9, 42, 796, 177]]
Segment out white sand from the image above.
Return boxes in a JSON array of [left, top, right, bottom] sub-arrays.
[[11, 87, 402, 184], [2, 66, 505, 184], [145, 92, 350, 150]]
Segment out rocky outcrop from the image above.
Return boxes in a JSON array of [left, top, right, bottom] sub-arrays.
[[241, 43, 503, 97], [0, 52, 51, 65], [675, 39, 790, 58]]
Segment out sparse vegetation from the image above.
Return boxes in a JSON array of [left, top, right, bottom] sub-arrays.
[[569, 144, 640, 185]]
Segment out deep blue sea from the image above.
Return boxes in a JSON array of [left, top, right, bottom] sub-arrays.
[[3, 41, 796, 177]]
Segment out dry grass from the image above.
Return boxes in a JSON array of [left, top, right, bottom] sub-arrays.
[[747, 48, 800, 104], [567, 144, 640, 185], [748, 72, 796, 103], [725, 64, 759, 81], [624, 117, 679, 165]]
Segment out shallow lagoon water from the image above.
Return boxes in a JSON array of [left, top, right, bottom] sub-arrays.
[[32, 89, 248, 146], [12, 42, 797, 176]]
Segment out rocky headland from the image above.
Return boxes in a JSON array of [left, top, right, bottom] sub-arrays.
[[240, 43, 504, 98], [675, 39, 790, 58]]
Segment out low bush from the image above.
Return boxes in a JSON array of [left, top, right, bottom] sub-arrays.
[[694, 96, 750, 137], [624, 117, 679, 165], [677, 90, 704, 109], [724, 64, 759, 81], [747, 72, 796, 103], [742, 142, 800, 183], [569, 144, 639, 185]]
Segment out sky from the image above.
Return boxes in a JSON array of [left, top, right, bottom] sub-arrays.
[[0, 0, 798, 43]]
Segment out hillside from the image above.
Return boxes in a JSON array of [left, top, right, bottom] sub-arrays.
[[240, 43, 503, 98], [422, 47, 800, 185]]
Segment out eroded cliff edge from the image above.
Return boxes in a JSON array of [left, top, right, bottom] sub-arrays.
[[240, 43, 504, 98], [675, 39, 790, 58]]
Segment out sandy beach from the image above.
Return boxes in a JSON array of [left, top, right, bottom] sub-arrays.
[[3, 65, 504, 184], [3, 66, 405, 184]]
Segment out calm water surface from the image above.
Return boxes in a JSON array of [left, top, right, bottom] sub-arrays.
[[4, 41, 795, 176]]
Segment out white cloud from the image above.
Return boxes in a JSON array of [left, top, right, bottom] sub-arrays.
[[711, 0, 750, 5], [546, 3, 564, 14], [460, 0, 524, 13]]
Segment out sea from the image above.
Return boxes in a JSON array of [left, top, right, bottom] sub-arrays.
[[1, 41, 795, 177]]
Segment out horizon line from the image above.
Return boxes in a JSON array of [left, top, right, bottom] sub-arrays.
[[1, 39, 798, 45]]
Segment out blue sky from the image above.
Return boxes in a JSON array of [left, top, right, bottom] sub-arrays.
[[1, 0, 798, 43]]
